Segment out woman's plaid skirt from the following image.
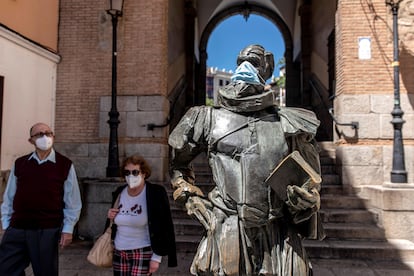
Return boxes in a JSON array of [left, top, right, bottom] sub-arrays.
[[113, 246, 153, 276]]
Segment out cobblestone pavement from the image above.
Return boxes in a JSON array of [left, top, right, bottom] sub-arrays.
[[18, 239, 414, 276], [24, 239, 194, 276]]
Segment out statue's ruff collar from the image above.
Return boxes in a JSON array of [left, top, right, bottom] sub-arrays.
[[217, 81, 275, 113]]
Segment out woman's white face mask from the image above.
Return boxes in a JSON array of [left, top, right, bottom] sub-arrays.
[[35, 136, 53, 151], [125, 175, 143, 189]]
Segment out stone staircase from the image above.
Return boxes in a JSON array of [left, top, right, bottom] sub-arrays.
[[168, 142, 414, 268]]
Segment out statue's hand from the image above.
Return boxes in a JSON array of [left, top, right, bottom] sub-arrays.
[[185, 196, 215, 231], [286, 184, 320, 224], [171, 177, 204, 206]]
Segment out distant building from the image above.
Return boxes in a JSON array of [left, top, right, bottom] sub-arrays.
[[268, 65, 286, 106], [206, 67, 232, 104]]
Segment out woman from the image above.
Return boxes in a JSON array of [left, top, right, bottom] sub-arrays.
[[107, 155, 177, 275]]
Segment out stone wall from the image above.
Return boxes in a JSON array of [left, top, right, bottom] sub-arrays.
[[54, 94, 171, 180]]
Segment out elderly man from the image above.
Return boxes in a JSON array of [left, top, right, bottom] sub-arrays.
[[0, 122, 82, 276], [169, 45, 324, 276]]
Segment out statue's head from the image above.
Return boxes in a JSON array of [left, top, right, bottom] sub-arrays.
[[236, 44, 274, 82], [217, 44, 276, 112]]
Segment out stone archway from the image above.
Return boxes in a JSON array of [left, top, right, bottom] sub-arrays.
[[196, 3, 299, 106]]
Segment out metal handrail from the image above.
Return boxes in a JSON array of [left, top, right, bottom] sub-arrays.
[[309, 76, 359, 130], [328, 108, 359, 130]]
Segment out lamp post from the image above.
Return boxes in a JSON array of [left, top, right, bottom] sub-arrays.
[[386, 0, 407, 183], [106, 0, 124, 177]]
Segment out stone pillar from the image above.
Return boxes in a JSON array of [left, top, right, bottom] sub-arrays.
[[361, 184, 414, 242], [77, 179, 120, 239]]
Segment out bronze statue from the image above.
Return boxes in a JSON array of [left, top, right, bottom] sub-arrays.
[[169, 45, 325, 276]]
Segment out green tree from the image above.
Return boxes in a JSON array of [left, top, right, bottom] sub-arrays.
[[275, 57, 285, 88]]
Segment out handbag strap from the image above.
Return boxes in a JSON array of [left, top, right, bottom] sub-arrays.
[[109, 193, 121, 227], [112, 192, 121, 209]]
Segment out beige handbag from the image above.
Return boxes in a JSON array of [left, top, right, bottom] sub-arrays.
[[87, 194, 121, 267], [87, 226, 114, 267]]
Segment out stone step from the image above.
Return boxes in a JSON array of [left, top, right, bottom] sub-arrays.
[[318, 141, 336, 156], [310, 258, 414, 275], [320, 184, 345, 195], [320, 208, 377, 223], [320, 156, 335, 166], [304, 239, 414, 262], [170, 204, 191, 219], [321, 163, 336, 174], [174, 218, 203, 236], [321, 174, 340, 185], [321, 194, 368, 209], [175, 234, 201, 253], [323, 222, 385, 240]]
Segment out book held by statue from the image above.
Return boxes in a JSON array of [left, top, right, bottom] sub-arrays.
[[265, 150, 322, 201]]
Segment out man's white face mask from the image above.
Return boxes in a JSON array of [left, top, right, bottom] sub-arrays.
[[126, 175, 143, 189], [35, 136, 53, 151]]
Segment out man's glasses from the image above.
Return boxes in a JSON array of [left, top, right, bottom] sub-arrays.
[[31, 132, 54, 139], [123, 170, 141, 176]]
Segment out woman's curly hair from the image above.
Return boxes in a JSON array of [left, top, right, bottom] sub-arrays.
[[121, 155, 152, 179]]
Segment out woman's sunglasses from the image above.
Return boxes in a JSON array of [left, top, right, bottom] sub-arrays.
[[123, 170, 141, 176]]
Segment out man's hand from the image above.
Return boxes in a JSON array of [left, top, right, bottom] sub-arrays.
[[60, 232, 73, 249]]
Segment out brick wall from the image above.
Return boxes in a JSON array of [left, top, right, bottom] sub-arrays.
[[336, 0, 393, 97], [56, 0, 168, 143]]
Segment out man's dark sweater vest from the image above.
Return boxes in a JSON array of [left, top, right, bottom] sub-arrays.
[[11, 151, 72, 229]]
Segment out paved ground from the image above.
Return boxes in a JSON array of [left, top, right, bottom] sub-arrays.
[[19, 238, 414, 276]]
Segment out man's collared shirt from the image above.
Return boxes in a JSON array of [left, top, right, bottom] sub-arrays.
[[1, 149, 82, 233]]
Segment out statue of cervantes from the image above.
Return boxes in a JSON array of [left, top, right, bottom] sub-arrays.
[[169, 45, 325, 276]]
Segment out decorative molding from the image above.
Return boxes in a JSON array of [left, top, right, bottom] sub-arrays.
[[0, 25, 60, 63]]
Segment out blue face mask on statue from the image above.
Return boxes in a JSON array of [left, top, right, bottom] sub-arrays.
[[231, 61, 262, 85]]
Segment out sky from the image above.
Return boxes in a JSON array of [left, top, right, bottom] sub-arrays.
[[207, 14, 285, 78]]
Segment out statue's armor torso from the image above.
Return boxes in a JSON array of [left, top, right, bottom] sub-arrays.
[[209, 108, 289, 214], [168, 48, 322, 276]]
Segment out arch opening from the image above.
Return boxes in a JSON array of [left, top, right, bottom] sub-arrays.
[[196, 3, 297, 107], [205, 14, 286, 106]]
